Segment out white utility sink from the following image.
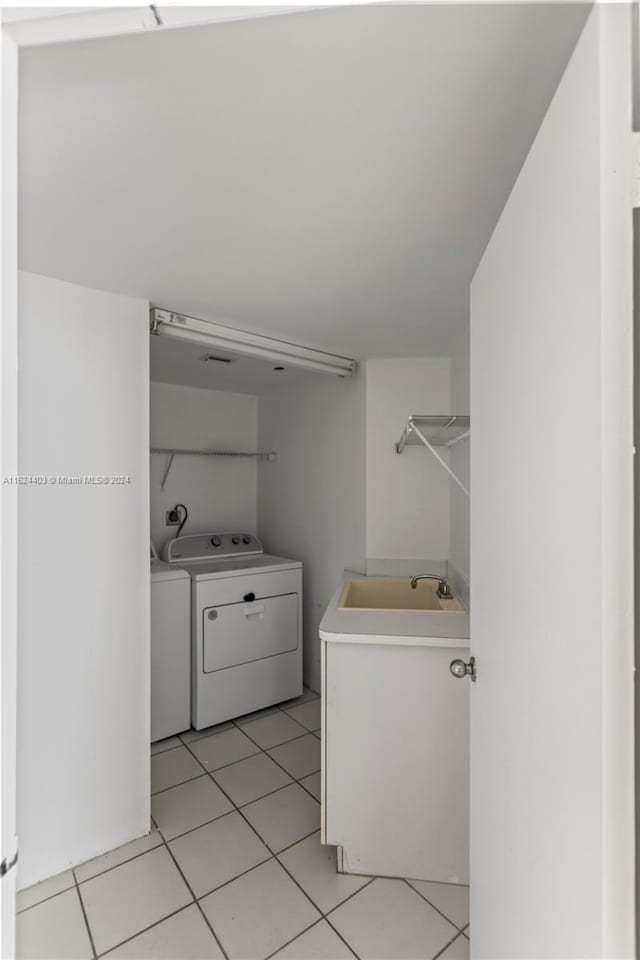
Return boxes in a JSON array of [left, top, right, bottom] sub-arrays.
[[338, 578, 463, 613]]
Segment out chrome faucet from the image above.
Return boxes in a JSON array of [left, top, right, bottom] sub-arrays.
[[410, 574, 454, 600]]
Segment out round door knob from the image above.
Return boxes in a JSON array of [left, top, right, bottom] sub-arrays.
[[449, 656, 476, 681], [244, 592, 256, 603]]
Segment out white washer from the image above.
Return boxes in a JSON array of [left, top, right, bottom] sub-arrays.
[[164, 533, 303, 729], [150, 548, 191, 741]]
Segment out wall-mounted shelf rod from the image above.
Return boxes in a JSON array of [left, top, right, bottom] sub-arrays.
[[395, 416, 470, 497], [151, 447, 277, 490]]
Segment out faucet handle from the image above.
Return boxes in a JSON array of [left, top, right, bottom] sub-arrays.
[[437, 578, 453, 600]]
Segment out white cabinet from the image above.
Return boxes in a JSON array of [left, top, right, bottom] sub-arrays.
[[322, 638, 469, 883]]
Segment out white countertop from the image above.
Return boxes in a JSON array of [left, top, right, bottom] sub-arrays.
[[319, 570, 470, 648]]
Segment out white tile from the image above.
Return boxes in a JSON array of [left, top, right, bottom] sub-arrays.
[[151, 736, 182, 755], [241, 712, 307, 749], [235, 705, 280, 725], [267, 734, 320, 779], [16, 888, 92, 960], [104, 905, 224, 959], [279, 832, 371, 913], [79, 845, 192, 955], [212, 752, 293, 806], [328, 878, 457, 960], [168, 811, 271, 898], [242, 783, 320, 853], [75, 831, 163, 883], [299, 772, 321, 801], [408, 879, 469, 930], [273, 920, 355, 959], [187, 727, 259, 771], [180, 722, 234, 744], [283, 699, 321, 732], [151, 746, 204, 794], [151, 775, 233, 841], [17, 869, 75, 911], [438, 933, 470, 959], [200, 859, 320, 960]]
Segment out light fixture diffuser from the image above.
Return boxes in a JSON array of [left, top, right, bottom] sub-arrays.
[[150, 308, 356, 378]]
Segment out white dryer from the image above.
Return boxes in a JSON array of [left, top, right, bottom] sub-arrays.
[[163, 533, 302, 729]]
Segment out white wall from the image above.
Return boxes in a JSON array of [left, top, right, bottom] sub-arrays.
[[258, 372, 367, 691], [150, 381, 258, 552], [365, 358, 450, 563], [1, 28, 19, 957], [449, 329, 470, 586], [17, 272, 150, 887]]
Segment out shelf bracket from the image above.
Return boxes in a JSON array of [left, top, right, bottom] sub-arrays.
[[160, 451, 175, 490], [409, 422, 470, 498]]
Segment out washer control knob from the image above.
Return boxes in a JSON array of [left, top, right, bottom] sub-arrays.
[[211, 537, 222, 547], [232, 536, 241, 545], [243, 536, 252, 545]]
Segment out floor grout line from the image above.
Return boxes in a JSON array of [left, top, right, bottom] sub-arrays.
[[321, 911, 363, 960], [401, 877, 467, 932], [231, 720, 320, 782], [155, 746, 256, 783], [151, 769, 210, 797], [159, 836, 230, 960], [74, 873, 98, 960], [93, 903, 201, 960], [432, 929, 469, 960], [176, 849, 275, 905], [15, 878, 77, 915], [74, 838, 164, 886], [233, 723, 318, 753], [262, 917, 328, 960]]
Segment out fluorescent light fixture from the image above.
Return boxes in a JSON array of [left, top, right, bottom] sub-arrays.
[[150, 308, 356, 378]]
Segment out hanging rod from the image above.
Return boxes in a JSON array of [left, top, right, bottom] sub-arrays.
[[395, 416, 470, 498], [151, 447, 277, 490]]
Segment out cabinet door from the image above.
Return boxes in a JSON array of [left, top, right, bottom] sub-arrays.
[[470, 7, 635, 956], [324, 640, 469, 882]]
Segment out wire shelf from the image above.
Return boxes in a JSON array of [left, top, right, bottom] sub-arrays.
[[395, 416, 470, 497], [151, 447, 276, 489]]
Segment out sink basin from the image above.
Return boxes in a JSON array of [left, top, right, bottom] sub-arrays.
[[338, 579, 463, 613]]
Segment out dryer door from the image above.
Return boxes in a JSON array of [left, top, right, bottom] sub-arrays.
[[202, 593, 299, 672]]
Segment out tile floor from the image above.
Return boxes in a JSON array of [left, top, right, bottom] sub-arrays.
[[16, 688, 469, 960]]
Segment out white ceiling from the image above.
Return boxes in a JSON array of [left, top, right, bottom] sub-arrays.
[[18, 3, 589, 373]]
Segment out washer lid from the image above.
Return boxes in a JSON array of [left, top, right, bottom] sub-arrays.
[[151, 558, 190, 582], [182, 554, 302, 580]]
